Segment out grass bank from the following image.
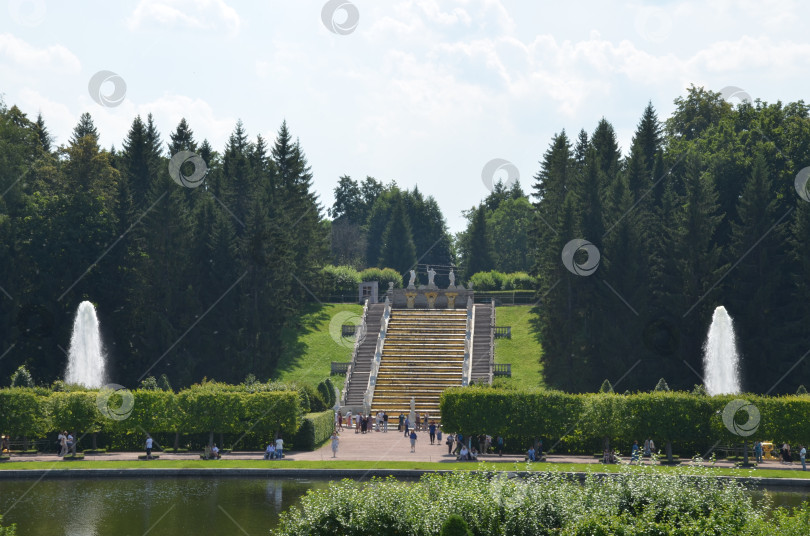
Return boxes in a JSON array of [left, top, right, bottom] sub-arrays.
[[493, 305, 544, 389]]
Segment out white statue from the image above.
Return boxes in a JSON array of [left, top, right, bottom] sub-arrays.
[[408, 269, 416, 289], [448, 269, 455, 289], [427, 266, 436, 288]]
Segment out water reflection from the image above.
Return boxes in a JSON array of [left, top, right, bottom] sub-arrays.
[[0, 478, 329, 536]]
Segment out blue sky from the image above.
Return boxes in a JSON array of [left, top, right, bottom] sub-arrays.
[[1, 0, 808, 233]]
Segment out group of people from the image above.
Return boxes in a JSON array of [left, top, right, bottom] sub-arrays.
[[444, 433, 501, 460], [263, 436, 285, 459], [629, 438, 657, 462], [399, 412, 433, 432], [754, 441, 807, 470], [340, 410, 391, 434], [56, 431, 74, 456]]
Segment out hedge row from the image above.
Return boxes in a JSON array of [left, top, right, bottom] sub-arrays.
[[0, 384, 302, 451], [292, 410, 336, 451], [440, 388, 810, 457], [316, 265, 403, 296], [468, 271, 536, 291]]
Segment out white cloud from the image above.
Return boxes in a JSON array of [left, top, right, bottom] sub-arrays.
[[0, 34, 80, 73], [128, 0, 240, 34]]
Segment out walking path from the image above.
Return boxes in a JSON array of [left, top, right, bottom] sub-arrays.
[[2, 424, 807, 472]]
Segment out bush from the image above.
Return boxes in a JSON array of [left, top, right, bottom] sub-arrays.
[[502, 272, 537, 290], [9, 365, 34, 388], [358, 267, 403, 290], [318, 265, 362, 296], [468, 270, 507, 291], [440, 514, 472, 536], [274, 469, 804, 535], [292, 411, 334, 451]]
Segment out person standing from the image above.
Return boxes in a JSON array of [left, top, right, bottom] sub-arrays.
[[398, 413, 404, 432], [428, 422, 436, 445], [436, 426, 442, 445], [446, 433, 454, 455], [631, 440, 640, 463], [67, 432, 74, 455], [355, 413, 361, 434], [404, 417, 410, 437], [337, 411, 343, 430], [415, 413, 421, 432], [409, 429, 418, 453], [331, 432, 339, 458], [145, 435, 153, 460], [497, 436, 504, 457], [754, 440, 763, 464], [800, 445, 807, 471], [57, 431, 66, 457], [383, 412, 388, 433], [275, 435, 284, 459], [643, 439, 651, 457]]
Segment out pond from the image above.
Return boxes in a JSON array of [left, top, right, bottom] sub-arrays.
[[0, 477, 807, 535], [0, 477, 330, 535]]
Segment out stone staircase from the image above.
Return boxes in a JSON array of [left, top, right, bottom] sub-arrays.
[[370, 309, 467, 419], [471, 303, 494, 383], [343, 303, 386, 409]]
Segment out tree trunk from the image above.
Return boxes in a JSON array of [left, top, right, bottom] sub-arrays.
[[23, 435, 29, 451], [219, 433, 224, 449], [666, 440, 673, 463], [174, 431, 180, 450], [92, 432, 98, 450], [743, 441, 749, 466], [208, 430, 214, 448], [72, 434, 78, 456]]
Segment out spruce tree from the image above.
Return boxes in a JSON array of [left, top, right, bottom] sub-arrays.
[[464, 204, 493, 277], [378, 193, 417, 275]]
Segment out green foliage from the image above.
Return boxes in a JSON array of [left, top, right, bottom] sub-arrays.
[[654, 378, 670, 392], [301, 383, 327, 412], [292, 410, 334, 451], [323, 378, 337, 408], [440, 388, 810, 456], [317, 380, 334, 410], [274, 469, 806, 535], [0, 515, 16, 535], [139, 376, 159, 390], [797, 385, 807, 395], [9, 365, 34, 388], [358, 267, 402, 289], [440, 514, 472, 536], [598, 380, 614, 393], [468, 270, 506, 291], [0, 388, 49, 438], [318, 265, 362, 296]]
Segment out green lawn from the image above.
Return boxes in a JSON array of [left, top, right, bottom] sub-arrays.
[[1, 459, 808, 479], [274, 303, 363, 392], [493, 305, 544, 389]]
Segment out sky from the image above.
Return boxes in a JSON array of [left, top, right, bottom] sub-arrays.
[[1, 0, 808, 234]]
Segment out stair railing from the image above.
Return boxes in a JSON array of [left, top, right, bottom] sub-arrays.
[[340, 298, 369, 407], [363, 297, 391, 414], [488, 298, 496, 385], [462, 297, 474, 386]]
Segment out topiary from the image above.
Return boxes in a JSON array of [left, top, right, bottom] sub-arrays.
[[305, 384, 327, 412], [317, 380, 333, 409], [297, 387, 311, 413], [598, 379, 614, 394], [10, 365, 34, 388], [139, 376, 159, 390], [324, 378, 337, 407], [654, 378, 670, 392], [440, 514, 472, 536], [797, 385, 807, 395]]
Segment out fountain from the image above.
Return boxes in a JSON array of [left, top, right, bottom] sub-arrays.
[[703, 306, 741, 395], [65, 301, 106, 388]]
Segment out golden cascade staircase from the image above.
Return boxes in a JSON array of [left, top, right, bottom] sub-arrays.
[[369, 309, 467, 420]]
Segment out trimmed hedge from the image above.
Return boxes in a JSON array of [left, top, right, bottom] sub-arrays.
[[293, 410, 335, 451], [441, 387, 810, 456]]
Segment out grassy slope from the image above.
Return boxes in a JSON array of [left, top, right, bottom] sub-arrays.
[[274, 303, 363, 392], [1, 459, 808, 479], [493, 305, 545, 389]]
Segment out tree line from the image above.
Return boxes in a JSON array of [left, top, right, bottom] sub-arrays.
[[529, 86, 810, 394], [0, 102, 326, 387]]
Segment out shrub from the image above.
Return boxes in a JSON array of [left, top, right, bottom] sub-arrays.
[[292, 410, 334, 451], [274, 469, 800, 535], [323, 378, 337, 408], [301, 383, 327, 412], [318, 265, 362, 296], [502, 272, 536, 290], [468, 270, 507, 291], [358, 267, 403, 290], [440, 514, 472, 536], [9, 365, 34, 388]]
